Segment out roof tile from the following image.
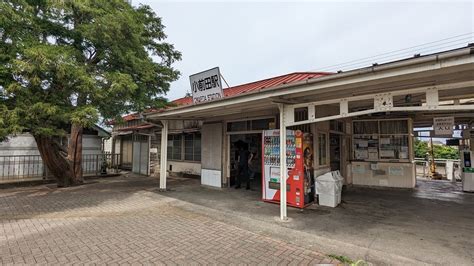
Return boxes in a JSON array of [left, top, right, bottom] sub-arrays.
[[172, 72, 331, 106]]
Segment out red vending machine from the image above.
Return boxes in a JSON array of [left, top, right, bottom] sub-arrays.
[[262, 130, 314, 208]]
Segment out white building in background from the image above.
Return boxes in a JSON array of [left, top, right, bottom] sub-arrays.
[[0, 125, 110, 182], [0, 125, 110, 157]]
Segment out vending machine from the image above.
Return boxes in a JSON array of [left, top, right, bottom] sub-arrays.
[[262, 129, 314, 208]]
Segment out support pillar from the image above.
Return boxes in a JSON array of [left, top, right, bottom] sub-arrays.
[[159, 120, 168, 190], [278, 104, 288, 220]]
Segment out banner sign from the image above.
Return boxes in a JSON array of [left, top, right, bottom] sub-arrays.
[[189, 67, 224, 104], [433, 117, 454, 136]]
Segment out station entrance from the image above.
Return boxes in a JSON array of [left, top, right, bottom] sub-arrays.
[[228, 133, 263, 191]]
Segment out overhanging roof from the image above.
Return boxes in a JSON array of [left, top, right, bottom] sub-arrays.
[[146, 45, 474, 121], [92, 125, 111, 138], [172, 72, 331, 106]]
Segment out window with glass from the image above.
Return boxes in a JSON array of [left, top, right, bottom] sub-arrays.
[[251, 118, 275, 130], [353, 120, 378, 134], [352, 119, 411, 162], [167, 135, 182, 160], [184, 133, 201, 161], [294, 107, 309, 122], [167, 133, 201, 162], [330, 120, 345, 132], [227, 121, 248, 132], [227, 118, 275, 132], [318, 132, 328, 166]]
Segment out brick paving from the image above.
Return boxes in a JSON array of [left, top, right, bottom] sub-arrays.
[[0, 176, 334, 265]]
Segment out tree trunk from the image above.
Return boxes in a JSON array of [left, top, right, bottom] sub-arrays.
[[34, 135, 72, 187], [68, 123, 84, 185], [34, 123, 84, 187]]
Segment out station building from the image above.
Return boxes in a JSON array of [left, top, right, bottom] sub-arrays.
[[114, 46, 474, 218]]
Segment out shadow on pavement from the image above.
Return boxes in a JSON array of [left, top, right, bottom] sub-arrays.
[[0, 173, 161, 219], [154, 176, 474, 265]]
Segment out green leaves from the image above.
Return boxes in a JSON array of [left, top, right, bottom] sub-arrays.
[[414, 139, 460, 160], [22, 102, 68, 136], [433, 144, 459, 160], [414, 139, 429, 158], [0, 0, 181, 137], [70, 105, 99, 128], [0, 105, 23, 141]]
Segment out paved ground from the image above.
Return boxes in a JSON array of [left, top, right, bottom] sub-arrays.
[[0, 175, 335, 265], [160, 176, 474, 265], [3, 174, 473, 265]]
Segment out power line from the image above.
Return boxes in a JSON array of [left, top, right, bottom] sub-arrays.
[[322, 37, 473, 72], [316, 32, 473, 70], [325, 38, 467, 71], [314, 32, 474, 72], [322, 39, 473, 72]]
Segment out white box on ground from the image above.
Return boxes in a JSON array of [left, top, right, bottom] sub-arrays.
[[201, 169, 221, 188], [315, 171, 344, 207], [318, 194, 339, 208]]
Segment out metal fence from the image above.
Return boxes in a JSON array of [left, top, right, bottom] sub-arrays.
[[0, 153, 121, 184], [414, 158, 461, 180], [82, 153, 121, 176]]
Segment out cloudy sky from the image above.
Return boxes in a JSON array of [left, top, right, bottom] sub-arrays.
[[136, 1, 473, 101]]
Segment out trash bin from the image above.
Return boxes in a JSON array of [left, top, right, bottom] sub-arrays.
[[315, 171, 344, 207], [332, 170, 344, 204]]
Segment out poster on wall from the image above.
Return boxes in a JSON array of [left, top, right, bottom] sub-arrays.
[[389, 166, 404, 176], [368, 148, 379, 160], [355, 149, 368, 160], [352, 164, 366, 174], [380, 149, 395, 158], [357, 139, 368, 148]]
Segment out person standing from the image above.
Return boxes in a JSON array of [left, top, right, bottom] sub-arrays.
[[236, 143, 253, 190]]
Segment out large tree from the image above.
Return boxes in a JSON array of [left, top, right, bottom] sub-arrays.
[[0, 0, 181, 186]]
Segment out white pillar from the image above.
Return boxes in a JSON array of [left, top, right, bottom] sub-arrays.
[[279, 104, 288, 220], [159, 120, 168, 190]]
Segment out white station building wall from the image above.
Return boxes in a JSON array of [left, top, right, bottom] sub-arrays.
[[0, 133, 103, 156]]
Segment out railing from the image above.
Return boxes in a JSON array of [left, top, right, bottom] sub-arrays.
[[414, 158, 461, 180], [82, 153, 121, 176], [0, 155, 48, 182], [0, 153, 121, 184]]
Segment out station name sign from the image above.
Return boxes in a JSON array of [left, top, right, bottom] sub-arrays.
[[189, 67, 224, 104]]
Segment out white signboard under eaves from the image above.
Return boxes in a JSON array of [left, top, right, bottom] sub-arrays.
[[189, 67, 224, 104], [433, 117, 454, 136]]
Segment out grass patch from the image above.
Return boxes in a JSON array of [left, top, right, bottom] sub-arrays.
[[328, 254, 368, 265], [328, 254, 354, 264]]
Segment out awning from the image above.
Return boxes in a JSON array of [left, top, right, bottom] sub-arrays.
[[145, 46, 474, 122]]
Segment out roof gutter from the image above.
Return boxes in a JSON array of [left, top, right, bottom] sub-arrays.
[[147, 46, 474, 119]]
